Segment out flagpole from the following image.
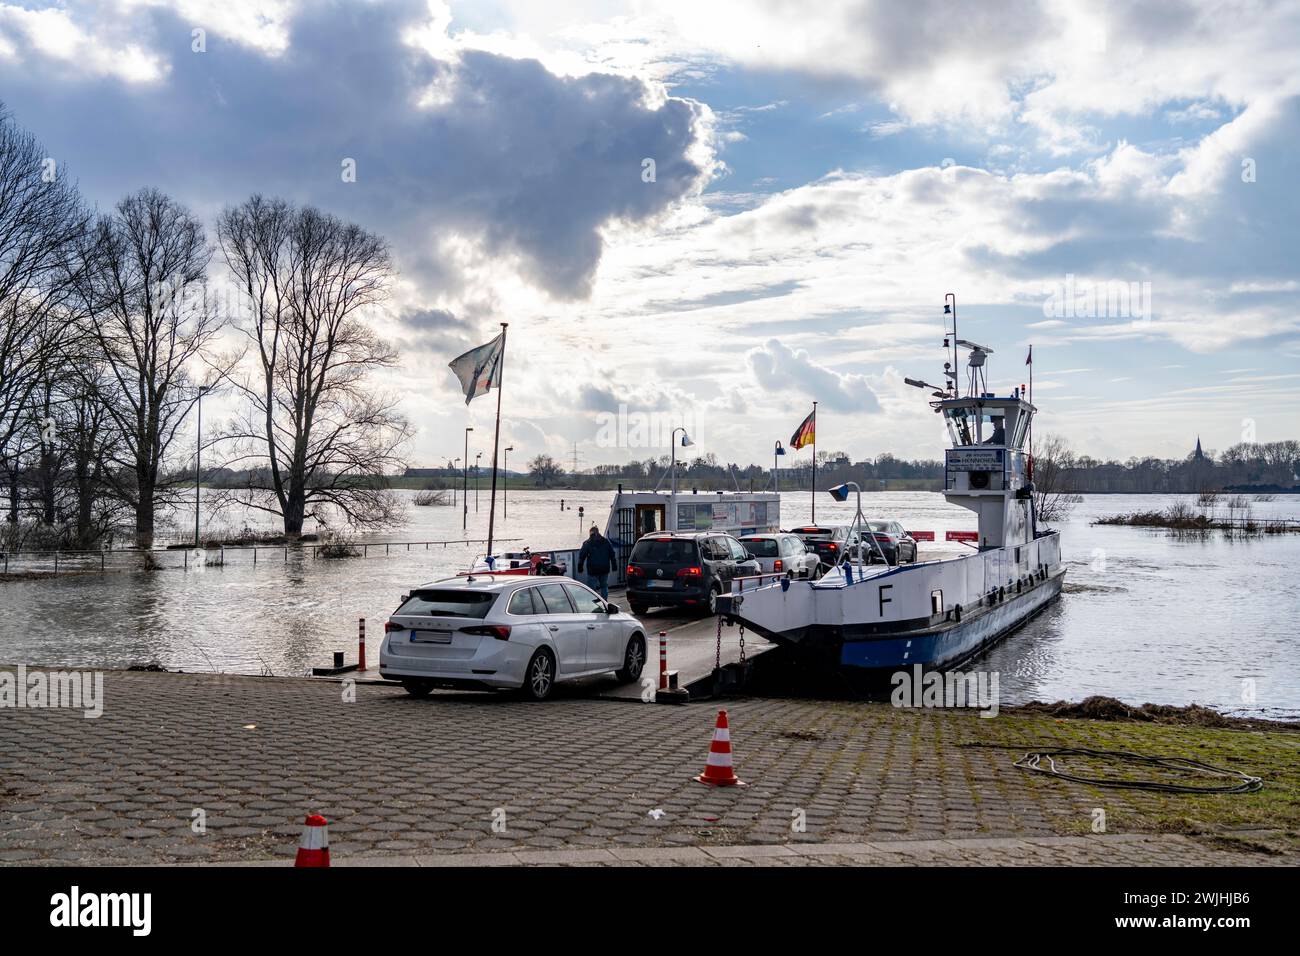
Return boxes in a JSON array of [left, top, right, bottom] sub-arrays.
[[1027, 344, 1033, 460], [811, 401, 818, 523], [485, 323, 507, 559]]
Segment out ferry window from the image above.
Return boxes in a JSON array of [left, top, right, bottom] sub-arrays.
[[979, 411, 1006, 445], [943, 407, 975, 445], [1011, 410, 1031, 449], [931, 590, 943, 615]]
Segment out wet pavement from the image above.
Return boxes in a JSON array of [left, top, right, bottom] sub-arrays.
[[1, 668, 1293, 866]]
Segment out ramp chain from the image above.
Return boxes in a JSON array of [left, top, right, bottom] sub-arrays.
[[715, 615, 723, 671]]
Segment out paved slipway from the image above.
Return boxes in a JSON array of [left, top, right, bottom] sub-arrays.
[[0, 670, 1292, 867]]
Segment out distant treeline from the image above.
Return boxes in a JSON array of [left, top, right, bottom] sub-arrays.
[[401, 442, 1300, 495]]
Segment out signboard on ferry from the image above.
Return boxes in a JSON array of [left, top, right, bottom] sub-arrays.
[[945, 448, 1004, 471]]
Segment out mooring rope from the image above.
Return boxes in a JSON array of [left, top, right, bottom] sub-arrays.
[[1010, 746, 1263, 794]]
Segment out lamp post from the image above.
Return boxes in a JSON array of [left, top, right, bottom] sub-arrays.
[[475, 452, 483, 511], [670, 427, 693, 500], [829, 481, 887, 565], [194, 383, 215, 547], [503, 445, 514, 519], [773, 439, 785, 494], [463, 427, 473, 531]]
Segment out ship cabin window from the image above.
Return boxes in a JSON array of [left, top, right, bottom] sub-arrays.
[[1011, 408, 1032, 450], [930, 589, 943, 616], [943, 406, 976, 446]]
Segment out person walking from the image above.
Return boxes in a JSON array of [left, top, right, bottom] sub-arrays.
[[576, 525, 617, 599]]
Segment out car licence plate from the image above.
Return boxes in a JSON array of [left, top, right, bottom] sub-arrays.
[[411, 629, 453, 643], [648, 580, 673, 588]]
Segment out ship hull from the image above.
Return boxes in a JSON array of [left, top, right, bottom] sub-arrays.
[[719, 533, 1065, 671], [836, 570, 1062, 669]]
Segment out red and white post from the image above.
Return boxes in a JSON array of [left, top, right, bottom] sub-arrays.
[[358, 617, 367, 672], [658, 631, 668, 690]]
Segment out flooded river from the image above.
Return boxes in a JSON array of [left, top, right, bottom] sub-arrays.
[[2, 489, 1297, 717]]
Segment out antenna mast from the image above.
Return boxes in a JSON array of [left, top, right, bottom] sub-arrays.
[[943, 293, 959, 397]]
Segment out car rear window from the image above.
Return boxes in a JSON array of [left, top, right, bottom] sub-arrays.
[[507, 588, 538, 615], [631, 538, 698, 563], [398, 590, 495, 618], [741, 538, 779, 557]]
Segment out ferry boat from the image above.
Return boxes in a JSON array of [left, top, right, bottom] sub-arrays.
[[716, 296, 1065, 670]]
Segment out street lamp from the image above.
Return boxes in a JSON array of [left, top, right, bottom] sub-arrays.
[[463, 427, 473, 531], [773, 439, 786, 494], [475, 452, 483, 512], [503, 445, 514, 519], [829, 481, 887, 565], [194, 383, 215, 547], [670, 427, 693, 499]]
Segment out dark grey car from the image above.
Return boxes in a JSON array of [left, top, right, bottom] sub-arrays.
[[625, 532, 761, 615]]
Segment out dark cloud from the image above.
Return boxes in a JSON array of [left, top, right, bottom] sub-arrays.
[[0, 0, 712, 302]]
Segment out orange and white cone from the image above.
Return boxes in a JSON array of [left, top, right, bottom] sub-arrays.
[[694, 709, 746, 787], [294, 814, 331, 867]]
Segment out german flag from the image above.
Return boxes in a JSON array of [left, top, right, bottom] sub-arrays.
[[789, 409, 815, 450]]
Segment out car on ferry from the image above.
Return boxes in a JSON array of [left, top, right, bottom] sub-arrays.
[[624, 531, 761, 615], [737, 533, 821, 579], [856, 520, 918, 566], [790, 524, 860, 571], [379, 576, 647, 701]]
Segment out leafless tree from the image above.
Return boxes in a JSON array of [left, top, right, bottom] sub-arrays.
[[0, 105, 90, 522], [73, 188, 229, 547], [214, 196, 410, 536], [1032, 432, 1081, 524]]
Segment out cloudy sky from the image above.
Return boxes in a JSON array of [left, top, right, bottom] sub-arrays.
[[2, 0, 1298, 471]]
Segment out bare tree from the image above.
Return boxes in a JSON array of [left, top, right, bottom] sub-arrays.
[[214, 196, 410, 536], [0, 105, 90, 521], [74, 188, 228, 547], [529, 454, 564, 488], [1032, 432, 1080, 524]]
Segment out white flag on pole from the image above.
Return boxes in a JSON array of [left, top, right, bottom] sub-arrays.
[[448, 332, 504, 405]]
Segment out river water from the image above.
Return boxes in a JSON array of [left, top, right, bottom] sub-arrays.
[[2, 489, 1297, 717]]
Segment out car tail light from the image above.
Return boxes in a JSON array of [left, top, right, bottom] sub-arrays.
[[675, 566, 702, 579], [462, 625, 512, 641], [773, 559, 783, 572], [627, 565, 645, 577], [384, 621, 406, 633], [827, 543, 838, 551]]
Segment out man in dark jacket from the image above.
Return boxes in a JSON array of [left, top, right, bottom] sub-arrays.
[[576, 525, 617, 599]]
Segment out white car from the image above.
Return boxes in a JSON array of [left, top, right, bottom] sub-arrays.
[[738, 533, 821, 579], [380, 576, 647, 701]]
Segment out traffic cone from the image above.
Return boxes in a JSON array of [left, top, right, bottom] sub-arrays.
[[294, 814, 331, 867], [694, 709, 746, 787]]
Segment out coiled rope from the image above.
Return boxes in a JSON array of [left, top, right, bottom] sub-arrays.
[[1012, 747, 1263, 794]]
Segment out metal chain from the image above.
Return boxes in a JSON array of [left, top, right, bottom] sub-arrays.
[[715, 615, 723, 671], [738, 624, 746, 664]]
